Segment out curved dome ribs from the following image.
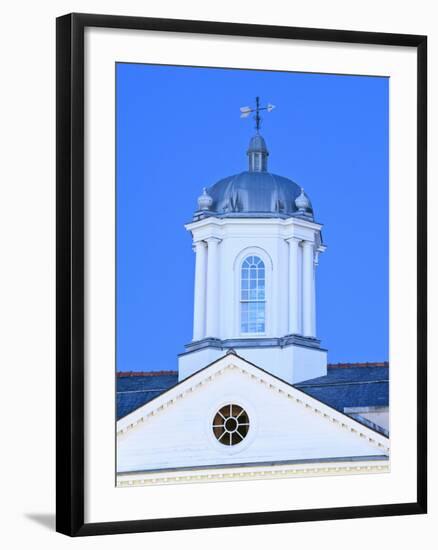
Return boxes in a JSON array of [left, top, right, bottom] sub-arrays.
[[202, 171, 313, 220], [194, 132, 314, 221]]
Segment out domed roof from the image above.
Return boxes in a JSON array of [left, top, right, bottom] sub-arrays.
[[204, 171, 313, 219], [247, 134, 268, 154], [194, 132, 314, 220]]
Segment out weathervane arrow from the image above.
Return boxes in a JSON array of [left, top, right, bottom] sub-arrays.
[[240, 96, 276, 132]]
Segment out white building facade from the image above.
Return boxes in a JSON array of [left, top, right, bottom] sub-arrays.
[[117, 354, 390, 486], [117, 119, 389, 485]]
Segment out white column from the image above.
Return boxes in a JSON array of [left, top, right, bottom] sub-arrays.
[[302, 240, 315, 338], [205, 237, 220, 338], [287, 237, 300, 335], [192, 240, 207, 341], [312, 255, 318, 337]]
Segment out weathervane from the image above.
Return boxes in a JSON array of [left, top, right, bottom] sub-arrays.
[[240, 96, 276, 132]]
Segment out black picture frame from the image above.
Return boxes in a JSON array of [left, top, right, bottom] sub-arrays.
[[56, 12, 427, 537]]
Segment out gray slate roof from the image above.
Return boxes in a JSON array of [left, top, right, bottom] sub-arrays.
[[117, 374, 177, 420], [295, 366, 389, 412], [116, 365, 388, 421]]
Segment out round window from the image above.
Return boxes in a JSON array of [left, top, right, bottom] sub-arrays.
[[212, 404, 250, 446]]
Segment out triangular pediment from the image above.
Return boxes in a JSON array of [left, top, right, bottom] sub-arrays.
[[117, 352, 389, 455]]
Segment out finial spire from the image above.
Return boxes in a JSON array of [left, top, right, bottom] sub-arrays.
[[240, 97, 275, 172], [255, 96, 261, 132], [197, 187, 213, 211], [295, 188, 310, 214]]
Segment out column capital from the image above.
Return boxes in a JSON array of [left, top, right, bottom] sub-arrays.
[[301, 239, 314, 248], [285, 236, 301, 245], [193, 240, 207, 252], [205, 236, 222, 245]]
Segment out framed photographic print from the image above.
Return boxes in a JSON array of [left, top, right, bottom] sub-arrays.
[[56, 13, 427, 536]]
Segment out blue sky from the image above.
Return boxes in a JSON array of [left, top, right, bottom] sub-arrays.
[[116, 63, 388, 372]]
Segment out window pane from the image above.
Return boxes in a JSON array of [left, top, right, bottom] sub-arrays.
[[240, 255, 266, 333]]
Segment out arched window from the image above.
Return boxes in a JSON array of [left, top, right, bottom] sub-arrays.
[[240, 255, 265, 334]]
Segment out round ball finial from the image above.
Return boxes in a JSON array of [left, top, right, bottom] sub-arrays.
[[295, 187, 310, 212], [198, 187, 213, 211]]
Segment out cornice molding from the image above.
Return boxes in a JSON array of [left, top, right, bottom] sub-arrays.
[[117, 458, 390, 487]]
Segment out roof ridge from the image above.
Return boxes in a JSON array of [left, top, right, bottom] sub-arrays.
[[327, 362, 389, 368], [117, 370, 178, 377], [297, 379, 388, 388], [116, 361, 389, 377]]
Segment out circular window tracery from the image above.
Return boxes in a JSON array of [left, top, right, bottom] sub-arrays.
[[212, 404, 250, 446]]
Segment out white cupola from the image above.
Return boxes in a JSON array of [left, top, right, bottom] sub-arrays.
[[178, 99, 327, 384]]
